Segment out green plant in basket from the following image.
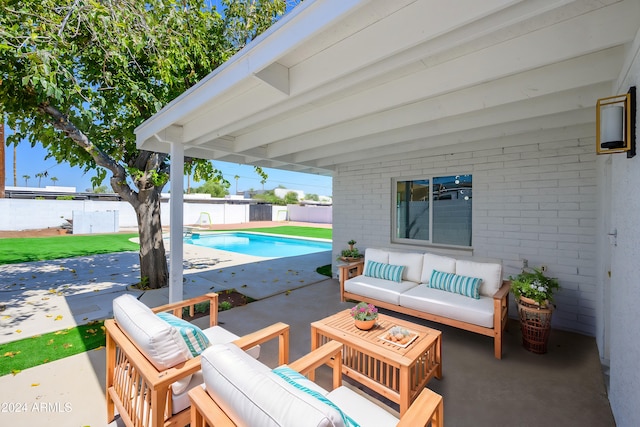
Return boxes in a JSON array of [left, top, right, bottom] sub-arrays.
[[509, 267, 559, 307]]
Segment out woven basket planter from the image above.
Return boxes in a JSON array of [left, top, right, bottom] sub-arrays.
[[517, 297, 553, 354]]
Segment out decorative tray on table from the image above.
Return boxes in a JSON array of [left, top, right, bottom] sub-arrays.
[[379, 326, 418, 348]]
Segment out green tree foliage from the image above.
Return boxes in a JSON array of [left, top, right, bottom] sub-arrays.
[[253, 189, 286, 205], [90, 185, 110, 194], [192, 180, 229, 198], [283, 191, 298, 204], [0, 0, 286, 288], [305, 193, 319, 201]]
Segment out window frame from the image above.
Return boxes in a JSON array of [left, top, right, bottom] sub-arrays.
[[391, 174, 473, 250]]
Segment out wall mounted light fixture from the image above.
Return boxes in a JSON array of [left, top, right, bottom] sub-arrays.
[[596, 86, 636, 158]]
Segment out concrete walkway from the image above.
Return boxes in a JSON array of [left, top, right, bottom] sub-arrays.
[[0, 239, 331, 344]]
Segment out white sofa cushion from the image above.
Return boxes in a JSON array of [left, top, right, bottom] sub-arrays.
[[112, 294, 191, 371], [345, 275, 419, 305], [399, 286, 495, 328], [201, 343, 346, 427], [388, 251, 424, 283], [364, 247, 389, 264], [420, 253, 457, 284], [456, 259, 503, 297]]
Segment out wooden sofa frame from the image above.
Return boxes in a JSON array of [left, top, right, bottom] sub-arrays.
[[188, 340, 444, 427], [339, 260, 510, 359], [105, 292, 290, 427]]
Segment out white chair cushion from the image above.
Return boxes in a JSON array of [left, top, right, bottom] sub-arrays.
[[327, 386, 399, 427], [201, 343, 345, 427], [420, 253, 457, 284], [172, 325, 259, 396], [273, 365, 332, 397], [112, 294, 191, 371], [455, 259, 503, 297], [388, 251, 424, 283], [202, 325, 260, 359], [172, 370, 204, 414]]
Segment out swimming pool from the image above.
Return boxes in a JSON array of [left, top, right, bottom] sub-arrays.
[[184, 232, 332, 258]]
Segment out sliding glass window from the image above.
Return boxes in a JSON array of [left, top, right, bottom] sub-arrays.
[[394, 175, 472, 247]]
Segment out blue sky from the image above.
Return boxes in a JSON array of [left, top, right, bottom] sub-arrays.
[[2, 1, 327, 196], [3, 137, 332, 197]]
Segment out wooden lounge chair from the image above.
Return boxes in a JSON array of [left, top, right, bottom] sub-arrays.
[[189, 340, 443, 427], [105, 292, 289, 427]]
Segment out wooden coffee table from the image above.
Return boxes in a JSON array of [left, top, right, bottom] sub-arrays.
[[310, 309, 442, 415]]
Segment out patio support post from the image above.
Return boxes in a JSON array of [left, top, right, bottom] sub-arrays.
[[169, 142, 184, 303]]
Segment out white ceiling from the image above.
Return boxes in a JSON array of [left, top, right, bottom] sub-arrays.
[[136, 0, 640, 177]]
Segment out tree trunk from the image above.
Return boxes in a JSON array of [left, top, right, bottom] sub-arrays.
[[136, 187, 168, 289], [36, 103, 172, 289]]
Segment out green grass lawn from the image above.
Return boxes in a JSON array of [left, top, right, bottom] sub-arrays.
[[0, 226, 331, 265], [0, 225, 332, 375], [0, 321, 106, 377], [0, 233, 139, 265]]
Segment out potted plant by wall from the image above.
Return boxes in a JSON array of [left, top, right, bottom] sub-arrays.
[[338, 239, 364, 262], [510, 267, 560, 354]]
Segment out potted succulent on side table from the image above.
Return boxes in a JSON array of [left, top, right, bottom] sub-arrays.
[[338, 239, 364, 262], [350, 301, 378, 330], [510, 267, 560, 354]]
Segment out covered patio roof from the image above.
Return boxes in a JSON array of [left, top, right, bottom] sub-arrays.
[[136, 0, 640, 173]]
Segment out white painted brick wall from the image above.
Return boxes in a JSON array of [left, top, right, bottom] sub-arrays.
[[334, 136, 596, 335]]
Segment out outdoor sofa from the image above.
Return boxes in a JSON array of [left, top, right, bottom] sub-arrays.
[[105, 292, 289, 427], [188, 339, 444, 427], [340, 248, 510, 359]]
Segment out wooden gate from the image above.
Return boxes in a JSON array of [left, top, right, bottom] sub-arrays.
[[249, 204, 272, 221]]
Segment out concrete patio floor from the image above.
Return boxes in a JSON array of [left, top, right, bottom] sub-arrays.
[[0, 222, 615, 426], [0, 277, 615, 426]]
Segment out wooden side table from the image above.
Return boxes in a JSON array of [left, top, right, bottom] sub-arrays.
[[337, 259, 364, 302]]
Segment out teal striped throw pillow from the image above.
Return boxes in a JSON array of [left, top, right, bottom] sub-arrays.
[[273, 366, 360, 427], [429, 270, 454, 290], [429, 270, 482, 299], [157, 312, 210, 357], [364, 260, 405, 283]]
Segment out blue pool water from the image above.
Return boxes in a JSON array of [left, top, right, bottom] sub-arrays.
[[184, 232, 332, 258]]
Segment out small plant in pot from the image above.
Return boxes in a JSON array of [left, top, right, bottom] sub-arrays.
[[350, 301, 378, 330], [338, 239, 364, 262]]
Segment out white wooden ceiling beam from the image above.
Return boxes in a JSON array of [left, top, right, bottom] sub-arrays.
[[231, 1, 637, 153], [263, 50, 621, 160]]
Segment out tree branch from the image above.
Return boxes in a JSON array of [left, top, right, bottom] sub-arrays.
[[37, 102, 139, 206], [57, 0, 81, 40]]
